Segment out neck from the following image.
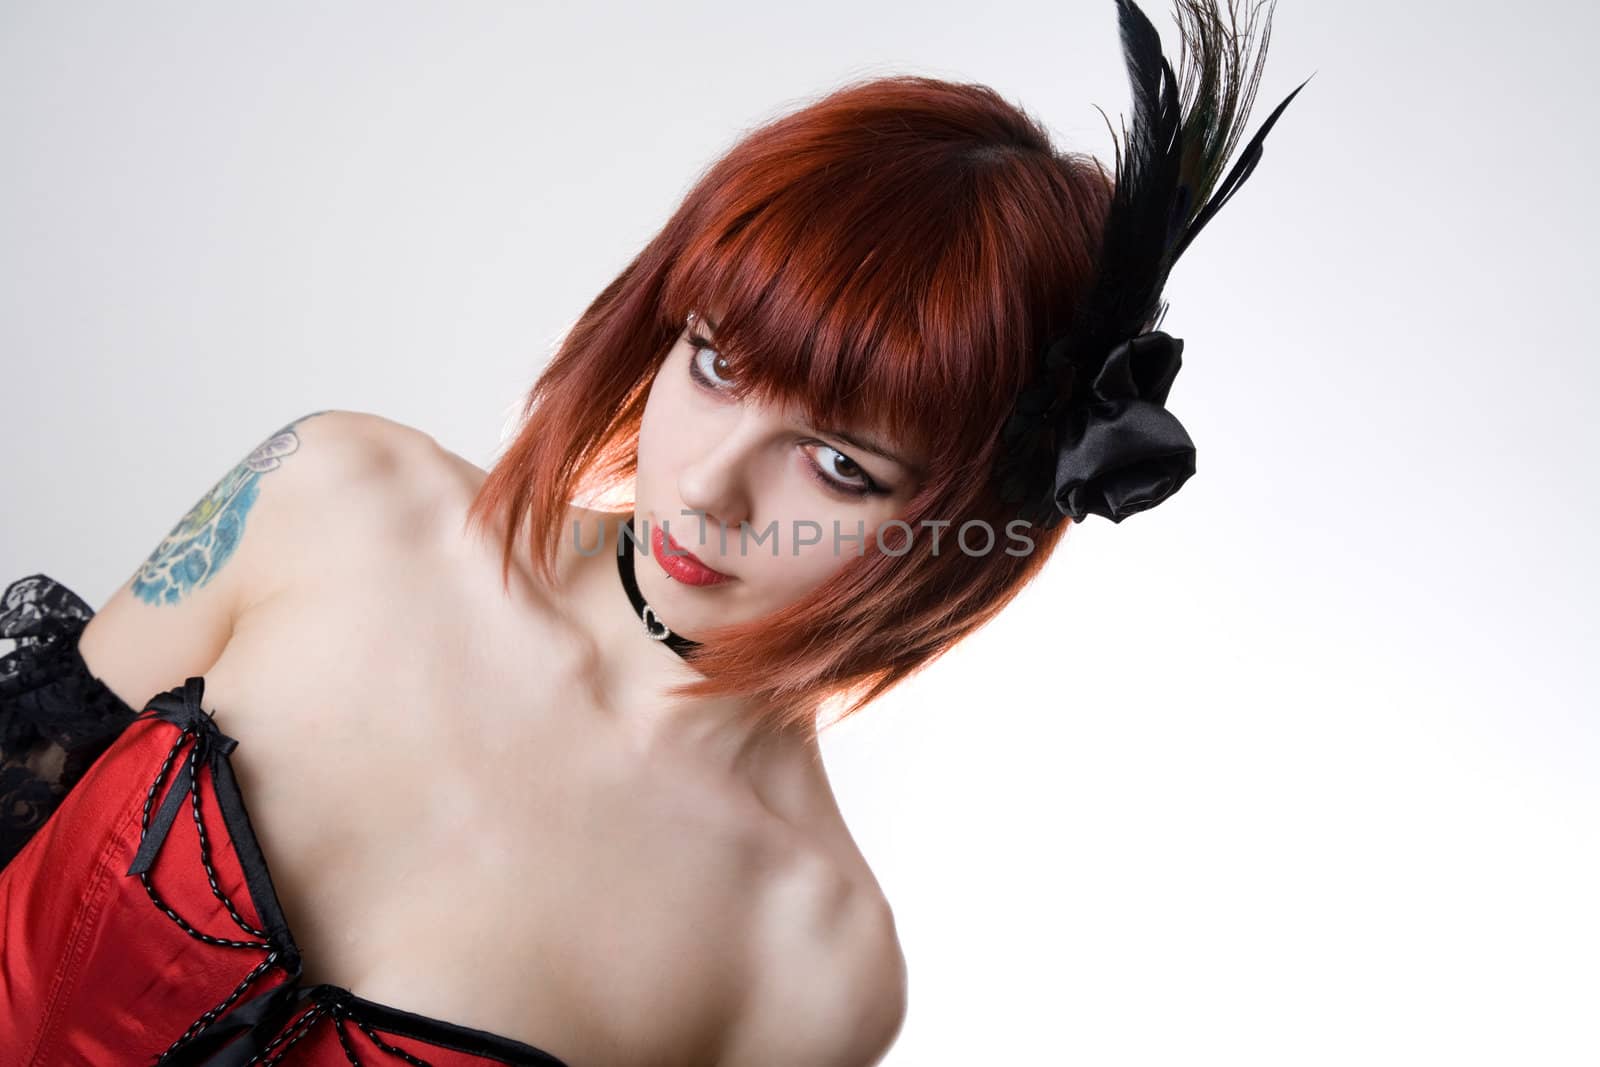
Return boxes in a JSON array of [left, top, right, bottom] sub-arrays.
[[553, 508, 817, 784]]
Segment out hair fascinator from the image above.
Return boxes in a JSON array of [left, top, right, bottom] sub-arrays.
[[994, 0, 1311, 528]]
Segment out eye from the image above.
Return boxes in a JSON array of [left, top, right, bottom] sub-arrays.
[[686, 332, 736, 391], [803, 443, 883, 497]]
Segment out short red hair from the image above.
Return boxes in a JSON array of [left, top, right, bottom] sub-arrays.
[[467, 74, 1112, 736]]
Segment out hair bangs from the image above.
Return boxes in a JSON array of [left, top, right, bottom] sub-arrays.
[[658, 136, 1063, 479]]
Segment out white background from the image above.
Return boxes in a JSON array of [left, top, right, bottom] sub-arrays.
[[3, 2, 1596, 1063]]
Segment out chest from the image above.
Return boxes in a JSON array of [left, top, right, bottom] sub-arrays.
[[196, 583, 788, 1065]]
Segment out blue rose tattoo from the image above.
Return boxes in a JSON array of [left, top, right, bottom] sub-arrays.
[[131, 412, 329, 606]]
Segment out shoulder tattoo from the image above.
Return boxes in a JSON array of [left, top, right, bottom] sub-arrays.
[[131, 411, 333, 606]]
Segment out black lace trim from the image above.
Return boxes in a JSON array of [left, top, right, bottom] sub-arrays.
[[1, 572, 140, 871]]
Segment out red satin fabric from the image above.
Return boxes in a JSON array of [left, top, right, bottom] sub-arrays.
[[0, 679, 568, 1066]]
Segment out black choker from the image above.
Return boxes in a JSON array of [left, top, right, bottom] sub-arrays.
[[616, 517, 701, 658]]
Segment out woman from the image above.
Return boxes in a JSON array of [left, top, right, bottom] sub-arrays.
[[0, 1, 1306, 1062]]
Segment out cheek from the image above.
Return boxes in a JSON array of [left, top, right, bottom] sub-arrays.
[[637, 360, 698, 475], [741, 536, 854, 605]]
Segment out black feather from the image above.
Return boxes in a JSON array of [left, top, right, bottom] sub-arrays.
[[1069, 0, 1312, 361]]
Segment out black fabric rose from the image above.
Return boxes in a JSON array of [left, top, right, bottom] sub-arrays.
[[1050, 330, 1196, 524], [993, 329, 1197, 527]]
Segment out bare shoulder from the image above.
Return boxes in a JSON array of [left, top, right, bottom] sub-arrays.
[[78, 408, 435, 709], [283, 408, 449, 498], [257, 408, 475, 540], [212, 408, 452, 568], [720, 848, 908, 1067]]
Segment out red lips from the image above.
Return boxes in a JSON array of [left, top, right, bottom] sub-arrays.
[[650, 524, 734, 586]]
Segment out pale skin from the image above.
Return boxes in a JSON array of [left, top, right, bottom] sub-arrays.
[[73, 319, 922, 1065]]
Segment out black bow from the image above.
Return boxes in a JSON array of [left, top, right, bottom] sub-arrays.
[[157, 971, 339, 1066]]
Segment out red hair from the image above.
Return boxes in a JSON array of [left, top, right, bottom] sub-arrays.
[[466, 74, 1113, 736]]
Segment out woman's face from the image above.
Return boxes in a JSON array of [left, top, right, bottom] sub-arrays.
[[631, 309, 926, 636]]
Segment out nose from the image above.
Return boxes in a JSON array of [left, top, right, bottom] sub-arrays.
[[676, 413, 767, 538]]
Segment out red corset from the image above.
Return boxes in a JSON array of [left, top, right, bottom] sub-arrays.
[[0, 676, 571, 1067]]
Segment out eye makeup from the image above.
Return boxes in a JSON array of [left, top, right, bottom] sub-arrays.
[[683, 331, 894, 499]]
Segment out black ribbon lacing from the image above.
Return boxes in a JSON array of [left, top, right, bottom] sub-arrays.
[[123, 677, 438, 1067]]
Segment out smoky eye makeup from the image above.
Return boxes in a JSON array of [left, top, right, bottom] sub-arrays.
[[802, 442, 891, 498], [685, 329, 727, 380]]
